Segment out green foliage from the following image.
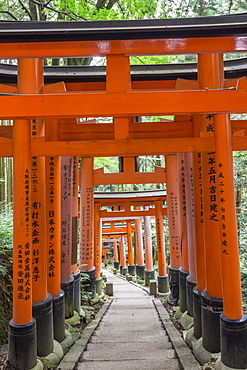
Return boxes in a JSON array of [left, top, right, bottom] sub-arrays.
[[80, 272, 94, 304], [0, 204, 13, 345]]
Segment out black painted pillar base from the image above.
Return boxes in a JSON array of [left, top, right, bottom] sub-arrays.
[[179, 268, 189, 313], [145, 269, 155, 286], [193, 288, 202, 339], [32, 293, 53, 357], [201, 289, 223, 353], [220, 313, 247, 369], [168, 266, 179, 305], [52, 290, 65, 343], [186, 276, 197, 317], [122, 267, 127, 276], [158, 275, 169, 293], [136, 265, 145, 280], [72, 271, 81, 314], [8, 318, 37, 370], [80, 267, 96, 296], [61, 276, 74, 319], [128, 264, 136, 276], [120, 265, 123, 274], [114, 261, 120, 270]]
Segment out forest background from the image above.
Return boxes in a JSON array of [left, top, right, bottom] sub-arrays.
[[0, 0, 247, 344]]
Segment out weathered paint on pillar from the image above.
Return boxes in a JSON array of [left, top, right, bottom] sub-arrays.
[[46, 120, 61, 297], [46, 154, 61, 296], [127, 220, 134, 266], [184, 153, 197, 282], [155, 200, 167, 277], [144, 210, 153, 271], [192, 115, 206, 293], [113, 241, 119, 263], [120, 235, 127, 269], [61, 156, 73, 283], [12, 59, 33, 325], [215, 116, 243, 319], [80, 157, 94, 271], [198, 53, 223, 300], [166, 154, 181, 269], [94, 202, 102, 280], [177, 153, 189, 272], [134, 207, 144, 267], [71, 156, 79, 274]]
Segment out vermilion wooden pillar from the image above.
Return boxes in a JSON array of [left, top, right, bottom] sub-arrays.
[[213, 62, 247, 368], [120, 235, 127, 275], [8, 59, 37, 370], [166, 154, 181, 305], [30, 59, 54, 357], [192, 115, 206, 340], [45, 131, 65, 343], [113, 241, 120, 270], [60, 156, 74, 318], [155, 200, 169, 293], [94, 202, 103, 294], [198, 53, 223, 354], [184, 152, 197, 317], [71, 156, 80, 313], [135, 208, 145, 280], [127, 220, 135, 276], [143, 210, 154, 286], [80, 157, 96, 293], [177, 153, 189, 313]]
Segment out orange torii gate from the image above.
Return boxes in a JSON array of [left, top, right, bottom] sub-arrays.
[[1, 14, 247, 370], [95, 190, 167, 284]]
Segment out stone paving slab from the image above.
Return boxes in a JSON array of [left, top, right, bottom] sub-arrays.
[[91, 331, 169, 343], [78, 359, 180, 370], [82, 348, 176, 361], [86, 341, 173, 352]]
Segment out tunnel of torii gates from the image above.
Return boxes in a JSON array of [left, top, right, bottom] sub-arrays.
[[1, 13, 247, 370]]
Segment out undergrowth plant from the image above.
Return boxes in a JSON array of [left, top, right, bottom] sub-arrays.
[[0, 203, 13, 345]]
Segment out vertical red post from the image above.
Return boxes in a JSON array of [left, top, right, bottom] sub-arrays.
[[80, 157, 96, 293], [214, 81, 247, 368], [127, 220, 135, 276], [71, 156, 81, 313], [144, 210, 154, 286], [184, 152, 197, 317], [61, 156, 74, 318], [113, 241, 120, 271], [8, 59, 37, 370], [135, 208, 145, 280], [29, 59, 54, 357], [192, 115, 206, 339], [45, 118, 65, 343], [166, 154, 181, 305], [198, 53, 223, 353], [120, 235, 127, 275], [177, 153, 189, 313], [94, 202, 103, 294], [155, 200, 169, 293]]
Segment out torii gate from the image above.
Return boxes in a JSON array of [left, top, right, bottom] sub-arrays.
[[0, 14, 247, 370], [94, 190, 168, 288]]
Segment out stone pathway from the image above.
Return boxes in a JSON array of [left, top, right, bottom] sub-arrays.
[[78, 271, 180, 370]]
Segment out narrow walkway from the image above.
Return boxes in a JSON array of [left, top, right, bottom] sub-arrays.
[[78, 270, 180, 370]]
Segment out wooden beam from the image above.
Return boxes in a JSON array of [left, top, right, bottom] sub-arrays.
[[1, 89, 247, 119], [32, 137, 215, 157], [0, 36, 247, 58], [100, 208, 167, 218], [94, 171, 166, 185]]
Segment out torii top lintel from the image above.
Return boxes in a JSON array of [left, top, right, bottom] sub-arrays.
[[0, 14, 247, 58]]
